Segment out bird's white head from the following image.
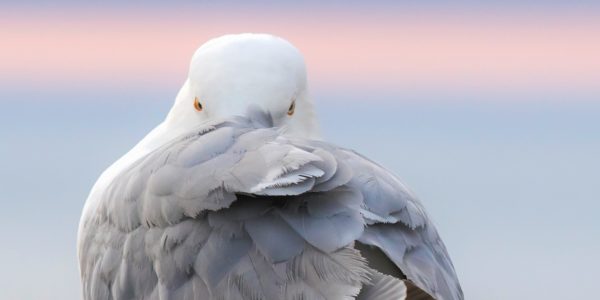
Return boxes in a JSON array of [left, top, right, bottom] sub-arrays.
[[164, 33, 319, 139]]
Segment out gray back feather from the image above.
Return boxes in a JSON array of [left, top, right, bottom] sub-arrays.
[[78, 109, 463, 300]]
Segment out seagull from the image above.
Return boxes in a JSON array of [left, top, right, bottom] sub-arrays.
[[77, 33, 463, 300]]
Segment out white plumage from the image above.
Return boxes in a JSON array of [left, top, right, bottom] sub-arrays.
[[78, 33, 463, 300]]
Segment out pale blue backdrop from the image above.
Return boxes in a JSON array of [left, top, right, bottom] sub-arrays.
[[1, 85, 599, 299]]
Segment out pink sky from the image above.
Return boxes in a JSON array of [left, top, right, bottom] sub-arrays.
[[1, 8, 599, 91]]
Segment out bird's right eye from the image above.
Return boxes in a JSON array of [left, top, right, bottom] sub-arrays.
[[194, 97, 203, 112]]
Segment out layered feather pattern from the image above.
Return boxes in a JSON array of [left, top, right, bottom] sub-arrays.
[[79, 110, 462, 300]]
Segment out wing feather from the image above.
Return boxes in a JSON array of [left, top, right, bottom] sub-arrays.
[[339, 150, 463, 299], [78, 110, 461, 300]]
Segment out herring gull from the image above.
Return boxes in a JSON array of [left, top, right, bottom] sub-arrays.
[[77, 33, 463, 300]]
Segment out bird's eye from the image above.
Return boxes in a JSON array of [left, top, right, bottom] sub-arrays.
[[287, 100, 295, 116], [193, 97, 203, 112]]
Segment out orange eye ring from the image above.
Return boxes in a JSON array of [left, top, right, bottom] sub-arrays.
[[287, 101, 295, 116], [194, 97, 203, 111]]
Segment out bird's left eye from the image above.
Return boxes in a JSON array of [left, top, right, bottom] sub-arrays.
[[287, 101, 295, 116], [193, 97, 203, 112]]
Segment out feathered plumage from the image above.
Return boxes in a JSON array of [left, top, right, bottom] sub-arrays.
[[78, 110, 463, 300]]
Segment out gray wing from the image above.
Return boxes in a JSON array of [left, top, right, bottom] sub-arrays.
[[78, 110, 462, 300], [289, 138, 463, 300], [338, 148, 463, 299]]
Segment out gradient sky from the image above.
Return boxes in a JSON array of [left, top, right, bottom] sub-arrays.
[[1, 2, 599, 300], [2, 2, 600, 91]]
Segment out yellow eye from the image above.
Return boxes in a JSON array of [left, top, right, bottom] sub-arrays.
[[193, 97, 203, 112], [287, 101, 295, 116]]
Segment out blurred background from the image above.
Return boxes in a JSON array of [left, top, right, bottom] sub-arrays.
[[1, 1, 599, 299]]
